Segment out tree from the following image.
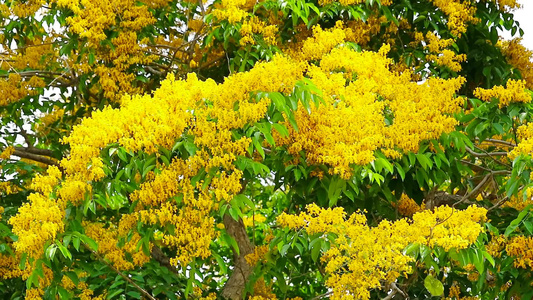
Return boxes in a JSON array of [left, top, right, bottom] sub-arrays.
[[1, 0, 533, 298]]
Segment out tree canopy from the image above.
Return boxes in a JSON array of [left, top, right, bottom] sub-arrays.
[[1, 0, 533, 299]]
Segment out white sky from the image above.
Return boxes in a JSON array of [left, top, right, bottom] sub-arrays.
[[505, 0, 533, 49]]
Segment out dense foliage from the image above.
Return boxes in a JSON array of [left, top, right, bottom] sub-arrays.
[[2, 0, 533, 299]]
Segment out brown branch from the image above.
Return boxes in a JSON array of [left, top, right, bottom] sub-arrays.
[[488, 196, 510, 212], [476, 138, 516, 148], [0, 70, 65, 77], [150, 246, 179, 276], [465, 146, 508, 157], [15, 146, 55, 157], [312, 291, 333, 300], [221, 213, 255, 300], [84, 244, 156, 300], [381, 282, 407, 300], [12, 149, 60, 167]]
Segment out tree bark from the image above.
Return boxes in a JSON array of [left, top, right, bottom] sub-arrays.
[[221, 214, 254, 300]]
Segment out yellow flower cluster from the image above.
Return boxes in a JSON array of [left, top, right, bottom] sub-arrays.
[[245, 245, 269, 266], [297, 22, 347, 61], [474, 79, 531, 108], [60, 272, 104, 299], [425, 32, 467, 72], [243, 214, 267, 227], [510, 123, 533, 159], [412, 205, 487, 251], [35, 107, 65, 136], [429, 0, 479, 36], [239, 17, 279, 46], [30, 165, 62, 195], [278, 204, 487, 299], [484, 0, 521, 11], [58, 179, 92, 206], [0, 146, 14, 160], [0, 182, 21, 195], [318, 0, 391, 6], [0, 73, 45, 107], [10, 0, 44, 17], [24, 265, 54, 299], [499, 38, 533, 89], [395, 194, 425, 217], [506, 235, 533, 269], [9, 192, 65, 258], [249, 278, 278, 300], [341, 15, 389, 47], [446, 284, 480, 300], [0, 253, 24, 279], [9, 166, 66, 259], [212, 0, 249, 24], [486, 234, 507, 258], [59, 0, 158, 46], [84, 221, 151, 270], [277, 27, 465, 177], [54, 53, 304, 267], [502, 187, 533, 211]]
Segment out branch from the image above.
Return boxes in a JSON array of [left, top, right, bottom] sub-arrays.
[[12, 149, 60, 167], [311, 291, 333, 300], [150, 246, 179, 275], [221, 214, 255, 300], [488, 196, 510, 212], [465, 146, 508, 157], [381, 282, 407, 300], [0, 70, 65, 77], [84, 245, 156, 300], [15, 146, 55, 157], [476, 138, 516, 148]]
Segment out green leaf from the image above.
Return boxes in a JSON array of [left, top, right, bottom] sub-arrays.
[[126, 291, 141, 299], [504, 205, 532, 237], [80, 234, 98, 252], [482, 251, 495, 267], [58, 286, 71, 299], [311, 239, 322, 262], [107, 288, 124, 299], [273, 123, 289, 137], [424, 274, 444, 296], [253, 135, 265, 159], [57, 242, 72, 260], [45, 244, 57, 260], [416, 153, 433, 170]]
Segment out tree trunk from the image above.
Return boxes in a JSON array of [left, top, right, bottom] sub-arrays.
[[221, 214, 254, 300]]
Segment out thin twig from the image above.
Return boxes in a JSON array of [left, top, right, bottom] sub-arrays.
[[476, 138, 516, 148], [312, 291, 333, 300], [488, 196, 510, 212], [85, 245, 156, 300], [465, 146, 507, 157]]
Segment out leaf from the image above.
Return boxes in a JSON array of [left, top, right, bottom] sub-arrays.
[[58, 286, 71, 299], [273, 123, 289, 137], [504, 205, 532, 237], [395, 162, 406, 181], [482, 251, 495, 267], [45, 244, 57, 260], [107, 288, 125, 299], [57, 242, 72, 260], [257, 122, 275, 146], [424, 274, 444, 296], [311, 239, 322, 262], [80, 234, 98, 252], [126, 291, 141, 299], [416, 153, 433, 170]]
